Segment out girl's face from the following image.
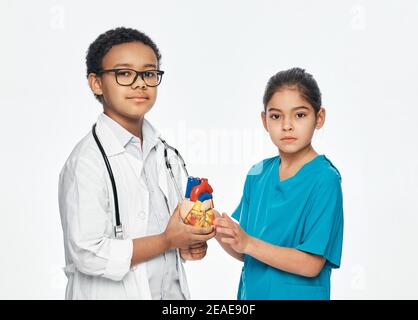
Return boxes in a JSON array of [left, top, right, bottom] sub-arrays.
[[261, 87, 325, 155]]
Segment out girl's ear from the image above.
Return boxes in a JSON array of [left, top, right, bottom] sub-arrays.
[[88, 73, 103, 97], [315, 107, 326, 129], [261, 111, 268, 132]]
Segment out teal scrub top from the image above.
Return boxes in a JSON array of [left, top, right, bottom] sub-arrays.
[[231, 155, 344, 300]]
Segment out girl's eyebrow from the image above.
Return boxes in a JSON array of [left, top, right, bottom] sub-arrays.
[[267, 106, 310, 112]]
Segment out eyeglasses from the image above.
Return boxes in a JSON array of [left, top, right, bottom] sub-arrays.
[[98, 68, 165, 87]]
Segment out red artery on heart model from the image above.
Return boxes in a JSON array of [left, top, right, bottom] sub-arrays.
[[180, 177, 215, 227]]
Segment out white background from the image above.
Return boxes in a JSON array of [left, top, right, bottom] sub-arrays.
[[1, 0, 417, 299]]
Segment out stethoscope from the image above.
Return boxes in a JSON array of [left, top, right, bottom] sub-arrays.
[[92, 123, 189, 239]]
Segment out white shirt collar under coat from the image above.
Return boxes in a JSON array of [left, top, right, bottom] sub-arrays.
[[96, 113, 161, 157]]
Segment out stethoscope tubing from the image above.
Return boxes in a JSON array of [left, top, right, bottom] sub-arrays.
[[92, 124, 121, 230], [92, 123, 188, 239]]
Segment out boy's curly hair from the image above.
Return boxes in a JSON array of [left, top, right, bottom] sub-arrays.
[[86, 27, 161, 101]]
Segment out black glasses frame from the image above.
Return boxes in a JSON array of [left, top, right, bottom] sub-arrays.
[[98, 68, 165, 87]]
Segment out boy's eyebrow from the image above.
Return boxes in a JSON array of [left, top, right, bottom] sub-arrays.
[[143, 63, 158, 68], [112, 63, 158, 69], [267, 106, 310, 112]]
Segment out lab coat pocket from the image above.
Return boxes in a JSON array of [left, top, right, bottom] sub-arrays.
[[122, 272, 141, 299], [72, 272, 92, 299]]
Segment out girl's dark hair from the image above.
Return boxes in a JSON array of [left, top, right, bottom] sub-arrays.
[[86, 27, 161, 101], [263, 68, 322, 113]]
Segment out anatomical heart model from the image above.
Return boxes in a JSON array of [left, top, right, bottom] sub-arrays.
[[180, 177, 215, 227]]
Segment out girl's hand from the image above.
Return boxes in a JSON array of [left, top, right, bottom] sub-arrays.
[[213, 213, 251, 254], [212, 210, 222, 241]]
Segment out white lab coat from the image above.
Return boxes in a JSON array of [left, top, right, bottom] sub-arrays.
[[58, 114, 190, 299]]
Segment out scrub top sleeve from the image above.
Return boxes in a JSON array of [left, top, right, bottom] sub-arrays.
[[296, 177, 344, 269], [231, 173, 251, 229]]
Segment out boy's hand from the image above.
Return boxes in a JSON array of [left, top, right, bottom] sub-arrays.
[[179, 242, 208, 261], [213, 212, 251, 254], [163, 205, 216, 250]]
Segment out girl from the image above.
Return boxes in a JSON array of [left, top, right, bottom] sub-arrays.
[[214, 68, 344, 300]]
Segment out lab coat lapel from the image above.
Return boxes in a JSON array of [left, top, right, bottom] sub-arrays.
[[156, 141, 178, 214], [156, 142, 169, 197], [95, 116, 125, 157], [97, 115, 145, 187]]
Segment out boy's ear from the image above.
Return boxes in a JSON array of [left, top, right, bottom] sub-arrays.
[[261, 111, 268, 132], [315, 107, 326, 129], [88, 73, 103, 97]]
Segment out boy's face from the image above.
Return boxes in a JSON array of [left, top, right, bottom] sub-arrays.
[[89, 41, 158, 123], [261, 87, 325, 155]]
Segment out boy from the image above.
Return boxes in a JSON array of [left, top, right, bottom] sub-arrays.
[[58, 27, 215, 300]]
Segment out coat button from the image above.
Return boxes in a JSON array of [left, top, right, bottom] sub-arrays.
[[138, 211, 146, 219]]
